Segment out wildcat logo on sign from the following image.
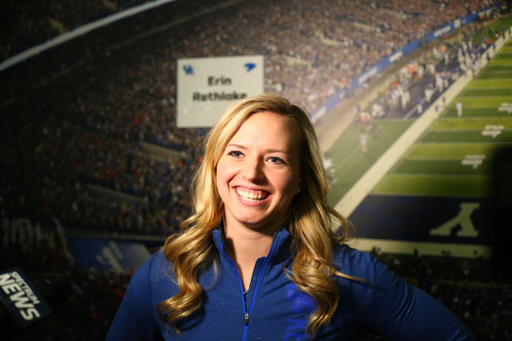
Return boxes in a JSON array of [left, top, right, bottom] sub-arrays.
[[177, 55, 264, 128]]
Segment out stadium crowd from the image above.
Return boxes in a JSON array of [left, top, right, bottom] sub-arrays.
[[1, 0, 496, 64], [0, 0, 500, 239]]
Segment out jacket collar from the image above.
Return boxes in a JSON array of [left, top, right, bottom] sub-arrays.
[[212, 223, 292, 264]]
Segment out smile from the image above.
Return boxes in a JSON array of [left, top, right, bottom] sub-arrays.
[[235, 187, 270, 202]]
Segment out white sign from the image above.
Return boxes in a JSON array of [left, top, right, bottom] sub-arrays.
[[434, 25, 452, 38], [389, 50, 403, 63], [177, 55, 264, 128], [358, 66, 379, 85]]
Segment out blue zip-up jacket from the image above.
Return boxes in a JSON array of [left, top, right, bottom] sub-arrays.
[[107, 228, 476, 340]]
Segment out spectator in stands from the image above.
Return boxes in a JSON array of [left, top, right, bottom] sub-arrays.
[[107, 94, 476, 340], [385, 253, 400, 273]]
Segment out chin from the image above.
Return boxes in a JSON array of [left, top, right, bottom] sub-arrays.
[[237, 217, 269, 228]]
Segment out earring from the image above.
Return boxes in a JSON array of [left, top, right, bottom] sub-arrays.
[[298, 179, 301, 193]]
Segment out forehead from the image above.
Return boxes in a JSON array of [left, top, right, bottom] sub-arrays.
[[228, 111, 301, 151]]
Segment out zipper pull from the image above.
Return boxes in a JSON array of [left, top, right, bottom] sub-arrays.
[[244, 312, 250, 326]]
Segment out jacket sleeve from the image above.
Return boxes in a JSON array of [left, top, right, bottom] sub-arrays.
[[106, 255, 163, 341], [347, 248, 476, 341]]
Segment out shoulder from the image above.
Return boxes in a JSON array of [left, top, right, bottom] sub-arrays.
[[331, 244, 402, 301], [331, 244, 381, 280], [107, 251, 172, 340], [133, 249, 171, 281], [128, 250, 179, 302]]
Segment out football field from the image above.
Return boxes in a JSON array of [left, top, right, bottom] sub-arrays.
[[327, 33, 512, 258], [374, 44, 512, 197]]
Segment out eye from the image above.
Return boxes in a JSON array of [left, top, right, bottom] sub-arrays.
[[268, 157, 286, 164], [227, 150, 244, 158]]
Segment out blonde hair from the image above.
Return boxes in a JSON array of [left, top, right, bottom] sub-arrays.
[[157, 93, 354, 337]]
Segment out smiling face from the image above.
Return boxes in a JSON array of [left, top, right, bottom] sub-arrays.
[[216, 111, 302, 235]]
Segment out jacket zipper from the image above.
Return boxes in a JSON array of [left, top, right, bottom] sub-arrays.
[[221, 233, 278, 341]]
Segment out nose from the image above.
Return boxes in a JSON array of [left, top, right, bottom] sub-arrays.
[[241, 156, 264, 182]]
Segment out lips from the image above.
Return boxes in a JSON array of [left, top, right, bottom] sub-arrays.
[[235, 187, 270, 202]]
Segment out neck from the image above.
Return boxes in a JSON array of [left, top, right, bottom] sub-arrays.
[[224, 224, 275, 264], [223, 222, 279, 291]]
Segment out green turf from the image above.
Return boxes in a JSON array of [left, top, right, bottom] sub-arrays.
[[467, 79, 512, 88], [441, 107, 512, 117], [494, 52, 512, 60], [474, 73, 512, 79], [391, 159, 490, 175], [372, 175, 489, 197], [489, 58, 512, 66], [459, 88, 512, 95], [483, 64, 512, 72], [479, 70, 512, 74], [419, 131, 512, 143], [405, 143, 511, 158], [428, 117, 512, 129], [446, 97, 512, 108], [326, 120, 413, 205]]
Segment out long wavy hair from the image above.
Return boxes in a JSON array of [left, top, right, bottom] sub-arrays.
[[157, 93, 355, 337]]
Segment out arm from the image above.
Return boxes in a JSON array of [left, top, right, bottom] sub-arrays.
[[347, 248, 476, 341], [106, 256, 162, 341]]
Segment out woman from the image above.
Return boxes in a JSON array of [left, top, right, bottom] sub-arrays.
[[107, 94, 475, 340]]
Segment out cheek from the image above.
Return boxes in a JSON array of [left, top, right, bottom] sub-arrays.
[[278, 173, 298, 196], [216, 159, 234, 187]]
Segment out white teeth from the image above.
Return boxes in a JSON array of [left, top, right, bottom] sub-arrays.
[[236, 188, 266, 202]]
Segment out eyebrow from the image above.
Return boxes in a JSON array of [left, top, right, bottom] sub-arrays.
[[226, 144, 291, 156], [226, 144, 247, 150]]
